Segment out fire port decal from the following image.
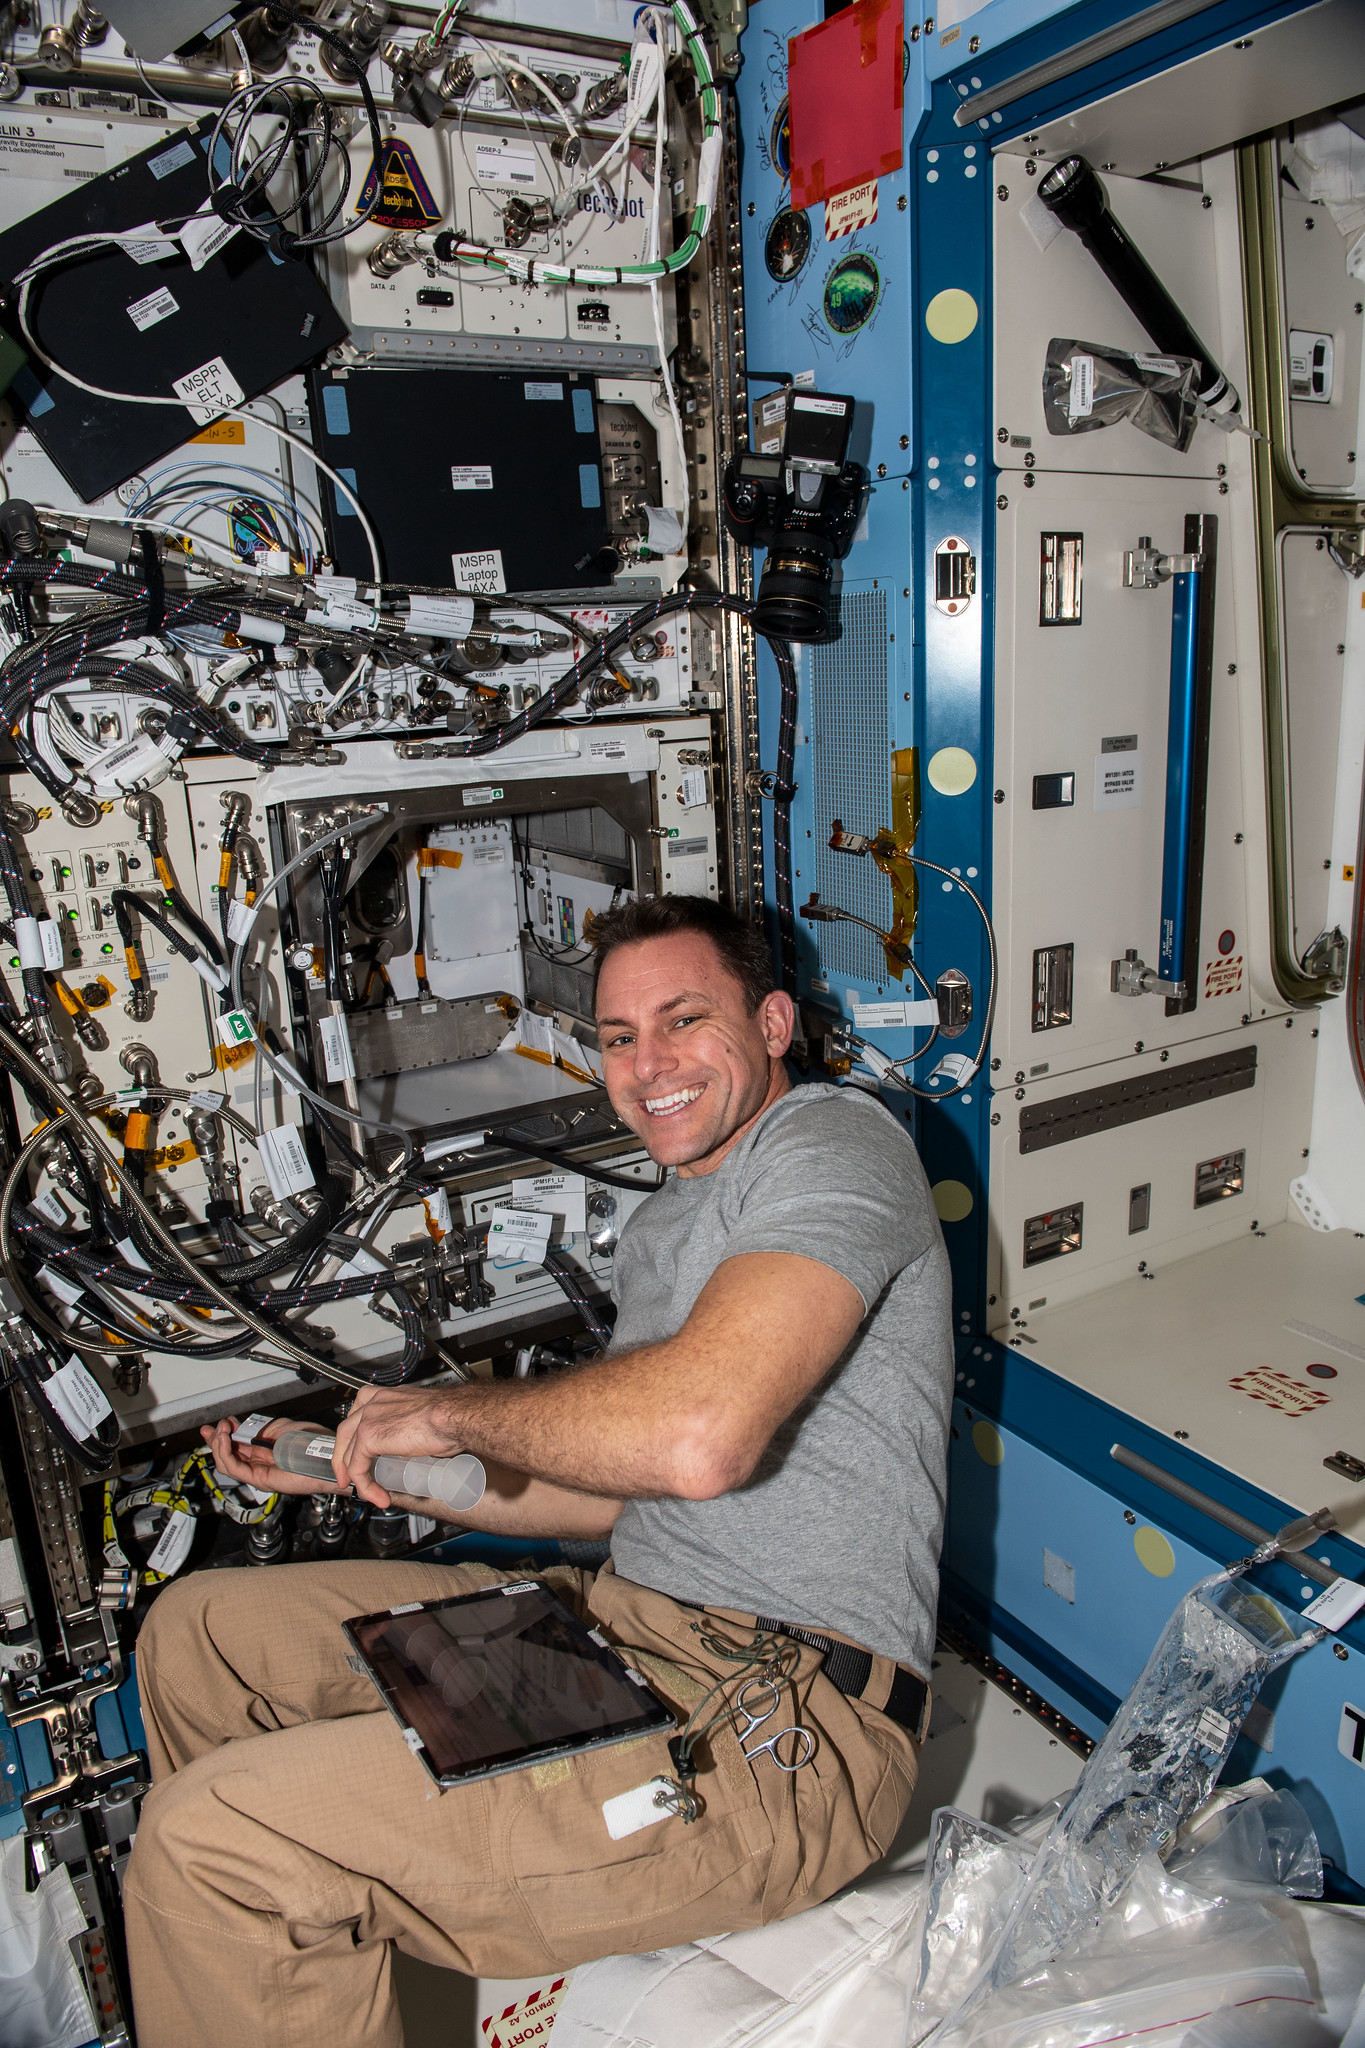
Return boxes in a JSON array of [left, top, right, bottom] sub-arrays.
[[1228, 1366, 1332, 1416]]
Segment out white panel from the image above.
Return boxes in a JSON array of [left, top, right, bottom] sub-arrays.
[[987, 1015, 1315, 1323], [993, 169, 1228, 479], [994, 1220, 1365, 1519], [992, 467, 1259, 1082]]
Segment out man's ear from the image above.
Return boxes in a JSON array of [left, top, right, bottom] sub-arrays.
[[758, 989, 796, 1058]]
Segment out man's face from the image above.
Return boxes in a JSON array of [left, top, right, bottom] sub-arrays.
[[595, 930, 794, 1174]]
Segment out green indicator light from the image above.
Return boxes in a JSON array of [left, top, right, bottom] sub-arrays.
[[100, 943, 114, 956], [60, 865, 71, 877], [6, 956, 16, 969]]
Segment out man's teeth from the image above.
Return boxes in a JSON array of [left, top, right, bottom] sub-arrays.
[[643, 1085, 704, 1116]]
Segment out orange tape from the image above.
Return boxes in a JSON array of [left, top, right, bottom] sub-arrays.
[[124, 1112, 152, 1151], [124, 946, 142, 981], [417, 848, 464, 872]]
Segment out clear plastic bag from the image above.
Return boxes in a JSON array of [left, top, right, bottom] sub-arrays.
[[1042, 337, 1202, 450], [909, 1564, 1327, 2045]]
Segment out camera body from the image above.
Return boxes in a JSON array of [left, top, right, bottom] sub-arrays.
[[722, 389, 865, 642]]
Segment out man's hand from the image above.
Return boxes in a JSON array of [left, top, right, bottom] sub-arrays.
[[332, 1384, 467, 1509], [202, 1416, 339, 1499]]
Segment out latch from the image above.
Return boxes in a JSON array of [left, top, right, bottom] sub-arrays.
[[1123, 534, 1204, 588]]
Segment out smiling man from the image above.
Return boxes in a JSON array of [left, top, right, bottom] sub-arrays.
[[124, 895, 953, 2048]]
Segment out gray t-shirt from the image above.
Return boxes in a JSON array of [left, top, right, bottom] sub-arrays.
[[607, 1082, 953, 1673]]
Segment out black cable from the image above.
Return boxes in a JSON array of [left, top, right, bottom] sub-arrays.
[[543, 1243, 613, 1351], [487, 1128, 661, 1195], [770, 641, 799, 997]]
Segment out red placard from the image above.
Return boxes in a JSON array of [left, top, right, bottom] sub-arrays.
[[788, 0, 904, 213]]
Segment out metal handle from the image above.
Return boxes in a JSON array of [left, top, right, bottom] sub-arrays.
[[1157, 517, 1216, 1002], [1110, 1442, 1337, 1585]]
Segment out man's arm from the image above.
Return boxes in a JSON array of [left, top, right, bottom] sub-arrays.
[[332, 1250, 865, 1508], [202, 1418, 622, 1539]]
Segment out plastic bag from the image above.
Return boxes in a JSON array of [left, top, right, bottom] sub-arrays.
[[910, 1564, 1326, 2043], [918, 1851, 1315, 2048], [1042, 338, 1202, 450], [0, 1832, 94, 2048]]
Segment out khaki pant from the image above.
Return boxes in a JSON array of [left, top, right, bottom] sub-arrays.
[[124, 1557, 919, 2048]]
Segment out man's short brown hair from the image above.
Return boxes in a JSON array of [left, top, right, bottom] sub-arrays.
[[589, 896, 776, 1014]]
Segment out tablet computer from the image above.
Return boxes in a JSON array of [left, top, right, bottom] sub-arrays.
[[343, 1579, 676, 1789]]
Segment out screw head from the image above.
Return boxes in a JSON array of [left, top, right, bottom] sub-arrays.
[[991, 1058, 1001, 1070], [746, 201, 755, 216], [897, 193, 907, 210], [994, 788, 1005, 804], [1159, 1048, 1169, 1061], [1014, 1087, 1024, 1099], [997, 427, 1008, 442], [997, 494, 1008, 509], [1135, 1040, 1144, 1053], [1234, 831, 1244, 843], [899, 434, 909, 449], [1336, 1643, 1349, 1661], [968, 32, 980, 50], [1124, 1509, 1136, 1524], [990, 1111, 1000, 1125], [1174, 1429, 1190, 1440], [1014, 1070, 1025, 1083], [996, 183, 1009, 201], [1024, 473, 1035, 487]]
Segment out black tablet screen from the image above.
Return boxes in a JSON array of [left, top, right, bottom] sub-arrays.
[[344, 1581, 673, 1784]]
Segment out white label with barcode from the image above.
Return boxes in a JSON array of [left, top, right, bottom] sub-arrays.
[[226, 899, 257, 944], [407, 594, 475, 638], [1195, 1707, 1231, 1750], [258, 1124, 315, 1198], [1067, 353, 1094, 422], [146, 1506, 195, 1576], [319, 1013, 355, 1082], [127, 284, 178, 332], [44, 1355, 112, 1438]]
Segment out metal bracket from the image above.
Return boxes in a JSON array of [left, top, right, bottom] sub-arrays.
[[1123, 536, 1204, 588], [1111, 948, 1184, 999]]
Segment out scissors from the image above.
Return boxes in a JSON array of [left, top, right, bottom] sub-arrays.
[[731, 1675, 816, 1772]]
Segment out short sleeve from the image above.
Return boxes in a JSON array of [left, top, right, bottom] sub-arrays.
[[721, 1090, 939, 1310]]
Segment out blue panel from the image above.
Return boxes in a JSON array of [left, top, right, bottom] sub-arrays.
[[332, 467, 359, 519], [321, 384, 352, 437], [13, 365, 55, 419], [578, 463, 602, 509], [739, 7, 992, 1327], [946, 1334, 1365, 1880], [0, 1714, 24, 1839], [572, 387, 595, 434]]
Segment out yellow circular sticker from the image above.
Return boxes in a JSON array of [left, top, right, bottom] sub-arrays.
[[925, 287, 979, 344], [927, 747, 978, 796], [932, 1178, 974, 1222], [972, 1420, 1004, 1466], [1133, 1526, 1175, 1577]]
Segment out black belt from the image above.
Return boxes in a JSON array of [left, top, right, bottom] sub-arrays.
[[754, 1615, 929, 1741]]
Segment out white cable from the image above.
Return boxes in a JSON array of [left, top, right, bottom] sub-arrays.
[[645, 10, 689, 550]]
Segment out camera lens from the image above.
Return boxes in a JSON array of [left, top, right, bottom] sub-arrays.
[[753, 545, 836, 642]]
